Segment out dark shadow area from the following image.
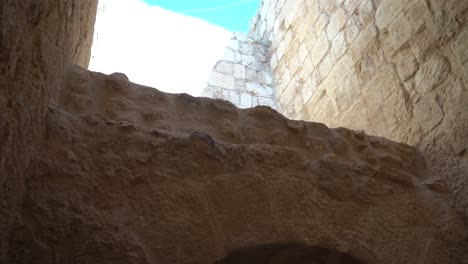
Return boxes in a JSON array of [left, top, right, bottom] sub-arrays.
[[214, 243, 364, 264]]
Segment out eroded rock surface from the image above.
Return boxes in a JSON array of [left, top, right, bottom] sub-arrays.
[[7, 65, 464, 263], [0, 1, 97, 261]]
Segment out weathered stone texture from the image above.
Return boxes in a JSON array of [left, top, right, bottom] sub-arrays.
[[201, 33, 277, 109], [2, 0, 468, 262], [250, 0, 468, 253], [11, 64, 465, 263], [0, 1, 97, 262]]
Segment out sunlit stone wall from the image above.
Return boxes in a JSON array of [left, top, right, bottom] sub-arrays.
[[250, 0, 468, 218], [201, 33, 277, 109]]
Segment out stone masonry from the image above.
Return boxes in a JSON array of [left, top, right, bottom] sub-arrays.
[[201, 33, 277, 109], [250, 0, 468, 223]]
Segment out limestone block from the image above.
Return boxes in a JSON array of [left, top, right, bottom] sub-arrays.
[[302, 77, 314, 103], [246, 68, 259, 82], [337, 96, 370, 131], [233, 64, 246, 79], [332, 31, 347, 58], [270, 53, 279, 71], [431, 5, 460, 45], [245, 58, 263, 71], [311, 32, 330, 66], [228, 39, 240, 50], [388, 13, 412, 54], [235, 33, 249, 42], [345, 17, 360, 44], [413, 94, 444, 132], [404, 0, 431, 34], [344, 0, 362, 14], [319, 0, 337, 13], [319, 52, 337, 79], [280, 78, 299, 106], [200, 86, 215, 97], [234, 51, 243, 63], [263, 72, 274, 85], [253, 43, 267, 55], [221, 88, 230, 99], [299, 44, 309, 63], [328, 54, 355, 82], [256, 97, 277, 107], [249, 82, 274, 97], [349, 23, 378, 63], [376, 0, 408, 29], [215, 61, 234, 75], [280, 69, 292, 90], [235, 79, 246, 90], [315, 13, 329, 36], [327, 8, 347, 40], [306, 0, 320, 24], [447, 0, 468, 24], [361, 66, 407, 135], [288, 51, 302, 76], [415, 56, 451, 95], [229, 91, 241, 105], [240, 93, 253, 108], [242, 54, 255, 66], [260, 0, 270, 20], [208, 71, 235, 89], [354, 0, 374, 27], [284, 29, 293, 50], [273, 18, 281, 34], [212, 87, 229, 99], [303, 30, 319, 53], [452, 26, 468, 65], [337, 0, 346, 6], [277, 41, 286, 61], [463, 63, 468, 89], [313, 68, 323, 86], [393, 48, 419, 81], [294, 91, 305, 116], [409, 27, 437, 62], [241, 44, 254, 55], [284, 0, 303, 29], [332, 72, 360, 112], [254, 52, 267, 63], [302, 55, 315, 81], [223, 48, 235, 61], [311, 95, 339, 122], [267, 9, 276, 32]]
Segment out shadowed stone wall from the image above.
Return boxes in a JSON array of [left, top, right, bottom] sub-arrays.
[[0, 1, 97, 262]]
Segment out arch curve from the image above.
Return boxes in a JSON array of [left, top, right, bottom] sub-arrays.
[[214, 243, 364, 264]]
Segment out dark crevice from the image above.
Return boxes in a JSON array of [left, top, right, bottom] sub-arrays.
[[214, 243, 364, 264]]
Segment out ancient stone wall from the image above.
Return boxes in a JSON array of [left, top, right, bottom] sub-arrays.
[[2, 0, 468, 262], [201, 33, 277, 109], [0, 1, 97, 262], [250, 0, 468, 217]]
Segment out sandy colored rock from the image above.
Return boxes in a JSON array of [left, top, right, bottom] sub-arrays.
[[4, 64, 463, 263], [2, 0, 468, 263]]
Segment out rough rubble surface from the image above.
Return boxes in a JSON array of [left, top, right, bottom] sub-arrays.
[[6, 65, 463, 263]]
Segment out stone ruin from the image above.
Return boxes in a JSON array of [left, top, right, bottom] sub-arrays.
[[1, 0, 467, 263]]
